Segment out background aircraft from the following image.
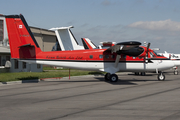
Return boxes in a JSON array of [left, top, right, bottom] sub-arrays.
[[159, 51, 180, 75], [5, 14, 180, 82], [50, 26, 97, 51], [50, 26, 84, 51]]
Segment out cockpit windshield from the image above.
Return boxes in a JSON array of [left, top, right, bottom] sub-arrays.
[[153, 51, 161, 56], [150, 51, 162, 58]]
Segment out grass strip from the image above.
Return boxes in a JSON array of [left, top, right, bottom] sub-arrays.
[[0, 70, 104, 82]]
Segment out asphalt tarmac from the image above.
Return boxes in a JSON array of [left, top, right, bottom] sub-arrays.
[[0, 71, 180, 120]]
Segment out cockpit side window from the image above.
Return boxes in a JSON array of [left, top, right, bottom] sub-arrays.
[[153, 51, 161, 56]]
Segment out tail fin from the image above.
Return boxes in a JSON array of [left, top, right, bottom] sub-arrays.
[[50, 26, 84, 50], [81, 38, 97, 49], [5, 14, 41, 59]]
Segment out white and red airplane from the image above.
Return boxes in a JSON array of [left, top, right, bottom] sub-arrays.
[[5, 14, 180, 82]]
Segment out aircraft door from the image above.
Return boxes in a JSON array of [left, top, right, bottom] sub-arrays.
[[146, 52, 159, 71], [86, 54, 99, 70]]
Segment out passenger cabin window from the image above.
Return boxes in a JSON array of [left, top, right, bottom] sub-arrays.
[[99, 55, 103, 59], [105, 55, 109, 59], [111, 55, 115, 59], [89, 55, 93, 59], [122, 55, 126, 59]]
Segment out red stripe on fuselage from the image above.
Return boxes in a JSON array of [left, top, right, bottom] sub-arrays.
[[31, 49, 146, 62]]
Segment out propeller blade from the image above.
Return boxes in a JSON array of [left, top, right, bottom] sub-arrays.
[[146, 43, 151, 58], [147, 43, 150, 50], [145, 43, 151, 63]]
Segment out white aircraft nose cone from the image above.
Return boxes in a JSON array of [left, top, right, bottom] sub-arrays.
[[173, 60, 180, 66]]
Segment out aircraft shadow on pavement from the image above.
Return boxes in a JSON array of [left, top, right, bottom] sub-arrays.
[[49, 78, 137, 85], [127, 73, 154, 76], [94, 77, 158, 85], [45, 75, 159, 85], [22, 79, 40, 83]]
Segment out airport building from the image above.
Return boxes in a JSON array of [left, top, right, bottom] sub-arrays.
[[0, 15, 57, 73]]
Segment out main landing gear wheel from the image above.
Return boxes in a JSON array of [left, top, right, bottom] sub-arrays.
[[157, 73, 165, 81], [105, 73, 111, 81], [104, 73, 118, 82], [141, 72, 146, 76], [110, 74, 118, 82], [135, 72, 139, 75]]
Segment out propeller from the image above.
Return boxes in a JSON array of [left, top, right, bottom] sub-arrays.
[[108, 41, 143, 67], [145, 43, 151, 63], [146, 43, 150, 56]]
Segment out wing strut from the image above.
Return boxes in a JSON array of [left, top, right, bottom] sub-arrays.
[[115, 55, 120, 68]]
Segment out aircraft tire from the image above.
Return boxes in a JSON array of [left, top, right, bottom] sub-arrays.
[[110, 74, 118, 82], [141, 72, 146, 76], [105, 73, 111, 81], [135, 72, 139, 75], [157, 73, 165, 81], [174, 71, 178, 75]]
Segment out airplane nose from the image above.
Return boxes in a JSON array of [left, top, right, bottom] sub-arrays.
[[173, 60, 180, 66]]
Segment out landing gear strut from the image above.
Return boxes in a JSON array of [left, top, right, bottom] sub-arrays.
[[174, 67, 178, 75], [105, 73, 118, 82]]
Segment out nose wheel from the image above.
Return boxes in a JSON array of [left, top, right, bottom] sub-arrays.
[[157, 72, 165, 81], [105, 73, 118, 82]]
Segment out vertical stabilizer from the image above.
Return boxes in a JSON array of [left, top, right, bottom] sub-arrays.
[[5, 14, 41, 59], [82, 38, 97, 49], [50, 26, 84, 50]]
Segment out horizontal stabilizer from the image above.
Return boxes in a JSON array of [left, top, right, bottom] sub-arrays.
[[19, 44, 34, 48]]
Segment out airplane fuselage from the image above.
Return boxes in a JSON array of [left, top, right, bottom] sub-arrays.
[[20, 48, 176, 74]]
